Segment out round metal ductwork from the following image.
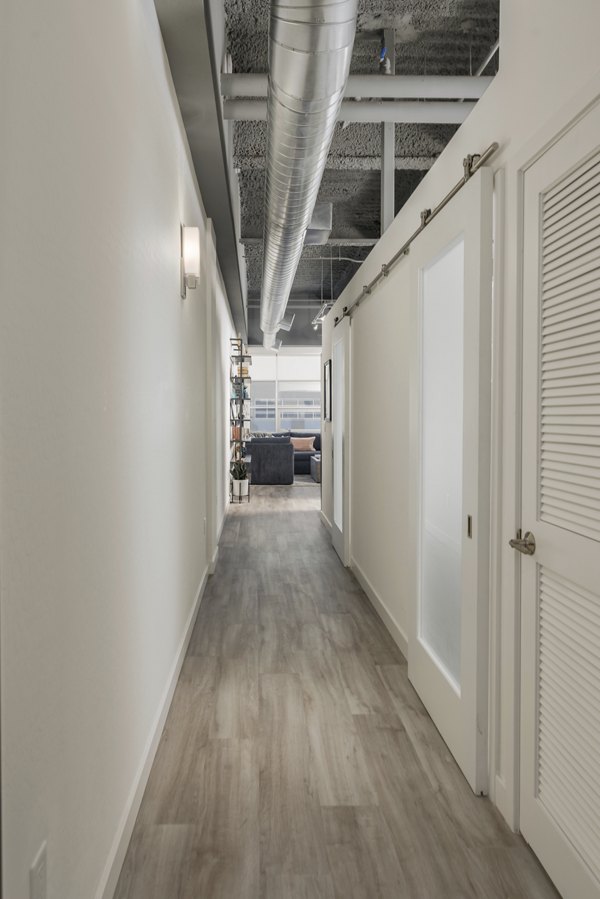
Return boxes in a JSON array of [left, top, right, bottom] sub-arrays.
[[260, 0, 358, 348]]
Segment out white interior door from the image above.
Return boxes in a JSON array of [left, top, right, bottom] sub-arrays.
[[519, 101, 600, 899], [409, 167, 493, 795], [332, 315, 350, 564]]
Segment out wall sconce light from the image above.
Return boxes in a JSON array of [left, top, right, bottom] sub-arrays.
[[180, 225, 200, 298]]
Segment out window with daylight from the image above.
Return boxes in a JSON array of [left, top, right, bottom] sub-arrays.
[[249, 352, 321, 433]]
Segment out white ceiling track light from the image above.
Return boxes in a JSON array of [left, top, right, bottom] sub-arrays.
[[312, 303, 333, 328], [180, 225, 201, 298], [312, 256, 334, 328]]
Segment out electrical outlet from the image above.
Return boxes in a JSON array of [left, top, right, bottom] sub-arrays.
[[30, 841, 47, 899]]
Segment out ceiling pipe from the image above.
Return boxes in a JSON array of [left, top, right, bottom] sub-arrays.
[[260, 0, 358, 348], [224, 98, 476, 124], [221, 73, 493, 100], [241, 236, 378, 246]]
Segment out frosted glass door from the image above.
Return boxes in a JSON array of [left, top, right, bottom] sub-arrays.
[[333, 337, 344, 530], [408, 166, 493, 795], [332, 316, 350, 564], [420, 237, 464, 690]]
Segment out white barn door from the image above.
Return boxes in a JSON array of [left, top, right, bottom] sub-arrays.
[[519, 102, 600, 899], [408, 167, 493, 795], [332, 315, 350, 565]]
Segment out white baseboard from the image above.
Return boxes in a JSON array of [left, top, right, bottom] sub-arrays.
[[320, 509, 332, 532], [217, 509, 227, 543], [209, 509, 227, 575], [494, 773, 519, 832], [96, 566, 209, 899], [351, 557, 408, 660]]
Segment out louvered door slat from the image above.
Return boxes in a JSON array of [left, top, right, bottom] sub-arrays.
[[543, 383, 600, 398], [544, 152, 600, 207], [543, 309, 600, 337], [540, 507, 600, 541], [541, 497, 600, 525], [544, 167, 600, 214], [539, 147, 600, 542], [542, 486, 600, 517], [542, 323, 600, 349], [543, 215, 600, 260], [542, 475, 600, 503], [542, 467, 600, 491], [543, 269, 600, 304], [544, 583, 600, 632], [544, 224, 600, 262], [538, 753, 600, 850], [542, 429, 600, 444], [537, 566, 600, 883], [542, 595, 600, 652], [543, 287, 600, 319], [539, 737, 600, 817], [542, 414, 600, 426], [543, 237, 600, 279], [539, 706, 600, 797], [543, 372, 600, 389], [540, 636, 600, 714], [544, 192, 600, 241]]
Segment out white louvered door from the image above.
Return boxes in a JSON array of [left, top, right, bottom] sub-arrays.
[[520, 102, 600, 899]]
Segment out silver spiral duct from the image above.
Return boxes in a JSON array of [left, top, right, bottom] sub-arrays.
[[260, 0, 358, 348]]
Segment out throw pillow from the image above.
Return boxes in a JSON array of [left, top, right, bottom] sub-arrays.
[[290, 436, 315, 452]]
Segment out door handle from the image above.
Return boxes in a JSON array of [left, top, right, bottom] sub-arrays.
[[509, 530, 536, 556]]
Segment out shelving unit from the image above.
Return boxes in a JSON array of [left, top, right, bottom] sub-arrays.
[[230, 336, 252, 503]]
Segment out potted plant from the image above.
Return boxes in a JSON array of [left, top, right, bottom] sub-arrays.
[[231, 460, 249, 498]]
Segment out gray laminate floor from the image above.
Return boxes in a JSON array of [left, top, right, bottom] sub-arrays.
[[115, 484, 559, 899]]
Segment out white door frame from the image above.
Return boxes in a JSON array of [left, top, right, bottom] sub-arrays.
[[496, 73, 600, 832]]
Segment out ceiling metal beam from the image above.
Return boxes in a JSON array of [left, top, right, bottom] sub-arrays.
[[222, 73, 493, 100], [224, 99, 476, 124]]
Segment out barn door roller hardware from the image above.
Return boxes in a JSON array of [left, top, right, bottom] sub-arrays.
[[333, 141, 499, 326]]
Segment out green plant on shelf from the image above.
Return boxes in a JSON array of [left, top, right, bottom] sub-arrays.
[[231, 460, 248, 480]]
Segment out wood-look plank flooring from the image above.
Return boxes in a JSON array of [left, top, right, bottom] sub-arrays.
[[115, 484, 559, 899]]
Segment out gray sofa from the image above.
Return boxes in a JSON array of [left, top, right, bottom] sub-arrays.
[[249, 437, 294, 485], [289, 431, 321, 474], [248, 431, 321, 481]]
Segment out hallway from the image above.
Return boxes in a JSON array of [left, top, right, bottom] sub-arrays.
[[115, 486, 558, 899]]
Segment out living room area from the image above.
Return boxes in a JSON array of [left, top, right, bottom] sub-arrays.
[[245, 348, 322, 488]]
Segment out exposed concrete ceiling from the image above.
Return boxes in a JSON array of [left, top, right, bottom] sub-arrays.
[[225, 0, 500, 345]]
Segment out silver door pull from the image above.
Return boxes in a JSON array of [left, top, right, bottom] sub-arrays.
[[509, 530, 536, 556]]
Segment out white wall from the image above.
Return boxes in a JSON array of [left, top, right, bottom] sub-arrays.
[[0, 1, 234, 897], [322, 0, 600, 829]]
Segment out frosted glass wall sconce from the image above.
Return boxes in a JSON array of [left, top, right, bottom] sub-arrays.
[[181, 225, 200, 298]]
